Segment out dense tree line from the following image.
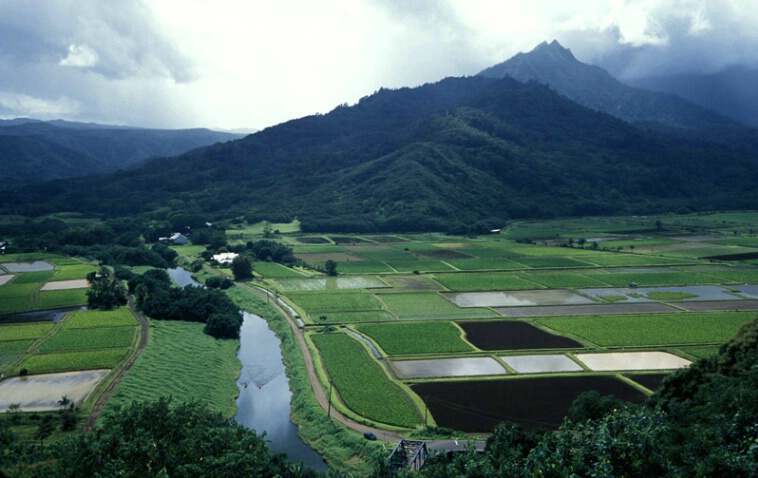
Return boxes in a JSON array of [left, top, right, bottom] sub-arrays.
[[0, 398, 322, 477], [128, 269, 242, 339]]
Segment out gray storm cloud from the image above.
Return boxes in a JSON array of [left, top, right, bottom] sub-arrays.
[[0, 0, 195, 123], [563, 1, 758, 79]]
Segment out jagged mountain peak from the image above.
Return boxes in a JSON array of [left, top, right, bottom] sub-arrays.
[[529, 39, 577, 61], [478, 40, 736, 130]]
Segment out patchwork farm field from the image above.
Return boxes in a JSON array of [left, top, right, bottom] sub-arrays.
[[279, 213, 758, 434]]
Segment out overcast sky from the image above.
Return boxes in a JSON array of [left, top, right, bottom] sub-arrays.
[[1, 0, 756, 131]]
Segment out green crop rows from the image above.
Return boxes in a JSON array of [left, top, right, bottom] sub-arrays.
[[36, 289, 88, 309], [356, 322, 472, 355], [538, 312, 756, 347], [433, 272, 537, 291], [288, 291, 383, 313], [62, 308, 139, 329], [311, 332, 420, 428], [377, 292, 499, 320], [0, 322, 54, 341], [15, 348, 130, 374], [38, 327, 136, 352]]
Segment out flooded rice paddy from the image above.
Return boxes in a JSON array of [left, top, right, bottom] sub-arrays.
[[501, 355, 584, 374], [0, 275, 14, 286], [580, 285, 738, 302], [0, 308, 74, 324], [394, 351, 690, 379], [448, 289, 594, 308], [2, 261, 54, 272], [0, 369, 109, 412], [575, 352, 692, 371], [393, 357, 505, 379]]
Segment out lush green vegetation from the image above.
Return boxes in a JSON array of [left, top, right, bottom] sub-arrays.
[[15, 348, 130, 374], [311, 332, 421, 428], [356, 322, 472, 355], [539, 312, 756, 347], [37, 327, 135, 352], [1, 398, 318, 477], [36, 288, 88, 309], [432, 272, 537, 291], [6, 76, 758, 233], [61, 308, 139, 329], [377, 292, 499, 320], [103, 319, 241, 419]]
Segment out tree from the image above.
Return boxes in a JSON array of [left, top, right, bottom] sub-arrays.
[[35, 415, 56, 447], [57, 395, 71, 410], [204, 312, 242, 339], [231, 255, 254, 281], [86, 268, 127, 310], [324, 259, 338, 277]]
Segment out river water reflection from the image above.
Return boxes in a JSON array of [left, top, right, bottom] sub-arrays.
[[235, 312, 326, 471]]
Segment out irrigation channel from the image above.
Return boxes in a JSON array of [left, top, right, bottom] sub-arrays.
[[166, 268, 327, 470]]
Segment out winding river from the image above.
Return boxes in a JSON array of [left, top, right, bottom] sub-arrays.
[[167, 267, 325, 469], [235, 312, 326, 470]]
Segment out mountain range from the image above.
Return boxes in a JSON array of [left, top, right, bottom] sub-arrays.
[[3, 42, 757, 233], [0, 119, 244, 185]]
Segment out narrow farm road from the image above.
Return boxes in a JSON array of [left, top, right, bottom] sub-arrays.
[[239, 283, 406, 444]]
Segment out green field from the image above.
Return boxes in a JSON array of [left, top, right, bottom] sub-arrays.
[[0, 282, 37, 313], [311, 332, 420, 428], [289, 291, 383, 313], [15, 348, 130, 374], [538, 312, 756, 347], [336, 261, 395, 274], [310, 311, 395, 323], [388, 260, 454, 272], [0, 322, 54, 341], [0, 340, 34, 370], [356, 322, 472, 355], [52, 263, 98, 281], [253, 261, 306, 278], [10, 271, 55, 284], [584, 271, 716, 287], [524, 273, 609, 288], [102, 319, 241, 418], [35, 289, 88, 309], [432, 272, 538, 291], [62, 308, 138, 329], [38, 327, 136, 352], [446, 257, 526, 271]]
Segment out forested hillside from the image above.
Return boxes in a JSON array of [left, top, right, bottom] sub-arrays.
[[3, 76, 758, 233], [0, 120, 243, 184]]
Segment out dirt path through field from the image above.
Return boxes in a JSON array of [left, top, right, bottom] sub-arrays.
[[83, 296, 148, 431], [238, 283, 405, 443]]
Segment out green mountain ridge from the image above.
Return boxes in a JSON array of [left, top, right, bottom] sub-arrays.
[[479, 40, 739, 130], [0, 120, 244, 184], [3, 75, 757, 232]]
